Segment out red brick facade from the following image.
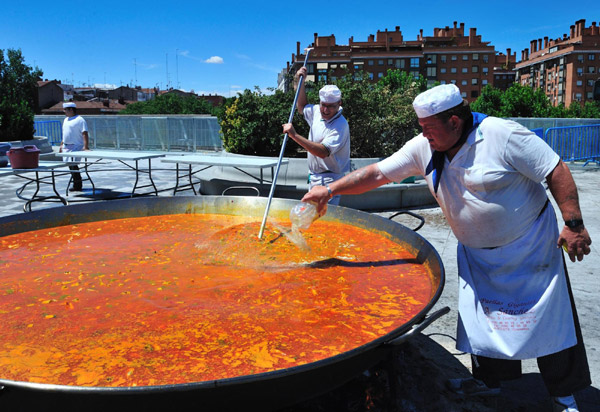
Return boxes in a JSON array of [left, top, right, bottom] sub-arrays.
[[282, 22, 517, 103], [516, 19, 600, 107]]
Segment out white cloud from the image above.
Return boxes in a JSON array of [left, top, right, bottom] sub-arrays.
[[204, 56, 224, 64]]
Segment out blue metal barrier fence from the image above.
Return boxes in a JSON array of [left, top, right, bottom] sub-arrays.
[[544, 124, 600, 166], [33, 120, 62, 145]]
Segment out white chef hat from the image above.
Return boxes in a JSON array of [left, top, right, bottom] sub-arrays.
[[412, 84, 463, 118], [319, 85, 342, 103], [63, 102, 76, 108]]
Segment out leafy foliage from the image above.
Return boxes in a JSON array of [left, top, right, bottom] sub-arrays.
[[219, 70, 426, 158], [0, 49, 43, 142], [219, 87, 309, 157], [472, 84, 600, 118], [121, 93, 218, 115]]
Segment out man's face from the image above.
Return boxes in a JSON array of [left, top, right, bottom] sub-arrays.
[[418, 115, 460, 152], [319, 100, 341, 120], [64, 108, 74, 117]]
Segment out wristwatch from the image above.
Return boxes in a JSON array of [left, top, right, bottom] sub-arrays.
[[564, 219, 584, 229], [325, 184, 334, 199]]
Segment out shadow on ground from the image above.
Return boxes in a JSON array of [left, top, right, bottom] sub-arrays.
[[280, 333, 600, 412]]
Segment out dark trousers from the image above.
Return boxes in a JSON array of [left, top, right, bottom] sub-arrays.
[[69, 165, 82, 190], [471, 259, 591, 397]]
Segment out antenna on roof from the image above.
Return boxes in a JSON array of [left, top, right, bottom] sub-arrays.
[[176, 49, 180, 89], [166, 53, 170, 89], [134, 58, 138, 87]]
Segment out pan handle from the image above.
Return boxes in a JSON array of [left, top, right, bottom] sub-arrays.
[[388, 210, 425, 232], [384, 306, 450, 346]]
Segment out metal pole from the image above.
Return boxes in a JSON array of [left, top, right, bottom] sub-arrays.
[[258, 48, 313, 239]]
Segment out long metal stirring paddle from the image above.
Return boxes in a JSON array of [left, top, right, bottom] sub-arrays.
[[258, 48, 313, 239]]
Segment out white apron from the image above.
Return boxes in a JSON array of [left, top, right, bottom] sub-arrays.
[[456, 203, 576, 359], [62, 143, 84, 162]]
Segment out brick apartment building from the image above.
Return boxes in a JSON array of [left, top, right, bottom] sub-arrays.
[[280, 22, 517, 102], [515, 19, 600, 107]]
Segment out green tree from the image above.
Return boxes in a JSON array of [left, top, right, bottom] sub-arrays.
[[219, 69, 426, 158], [121, 93, 217, 115], [0, 48, 43, 142], [470, 85, 504, 117], [219, 87, 309, 156]]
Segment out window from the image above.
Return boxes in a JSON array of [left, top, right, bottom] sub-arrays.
[[410, 70, 420, 79], [575, 93, 582, 101], [588, 92, 594, 99], [440, 68, 447, 74], [589, 54, 596, 61], [482, 79, 488, 85], [330, 64, 337, 69], [316, 63, 328, 70], [388, 59, 393, 65], [451, 67, 457, 73], [472, 78, 478, 85], [307, 63, 315, 74], [461, 67, 467, 73], [427, 67, 437, 77], [588, 66, 596, 74], [340, 64, 347, 69], [440, 80, 447, 84], [426, 55, 437, 64], [471, 90, 479, 98], [396, 59, 405, 68], [410, 58, 419, 68], [440, 55, 447, 63], [482, 67, 488, 74], [377, 72, 383, 78], [482, 55, 489, 63], [472, 53, 479, 61], [472, 65, 479, 73], [577, 80, 583, 86], [461, 80, 467, 86], [577, 68, 583, 76], [451, 55, 457, 61], [368, 60, 374, 66], [378, 59, 384, 66], [451, 80, 457, 84], [462, 55, 468, 61], [368, 72, 374, 80], [461, 92, 467, 98], [589, 80, 595, 86], [577, 54, 584, 63]]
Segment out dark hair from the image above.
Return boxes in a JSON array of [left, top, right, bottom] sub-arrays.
[[434, 99, 471, 122]]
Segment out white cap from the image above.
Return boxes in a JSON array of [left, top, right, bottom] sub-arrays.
[[319, 85, 342, 103], [63, 102, 76, 108], [412, 84, 463, 118]]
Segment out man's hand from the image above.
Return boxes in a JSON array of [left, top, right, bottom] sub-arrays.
[[558, 225, 592, 262], [282, 123, 297, 139], [302, 185, 330, 216], [295, 67, 307, 83]]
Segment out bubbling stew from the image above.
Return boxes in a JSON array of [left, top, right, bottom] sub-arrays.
[[0, 214, 433, 387]]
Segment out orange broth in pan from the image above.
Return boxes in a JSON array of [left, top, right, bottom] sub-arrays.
[[0, 214, 433, 387]]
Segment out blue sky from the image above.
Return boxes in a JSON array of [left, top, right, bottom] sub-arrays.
[[2, 1, 599, 97]]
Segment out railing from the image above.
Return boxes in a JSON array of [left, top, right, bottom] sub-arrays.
[[544, 124, 600, 166], [33, 120, 62, 145], [34, 115, 223, 152]]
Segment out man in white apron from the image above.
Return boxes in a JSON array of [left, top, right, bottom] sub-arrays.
[[282, 66, 350, 205], [301, 84, 592, 411], [60, 102, 90, 191]]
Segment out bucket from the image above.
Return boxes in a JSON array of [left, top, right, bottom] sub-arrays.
[[7, 145, 40, 169], [0, 143, 10, 167]]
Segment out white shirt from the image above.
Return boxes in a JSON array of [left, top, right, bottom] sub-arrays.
[[378, 116, 560, 248], [62, 115, 88, 145], [302, 104, 350, 175]]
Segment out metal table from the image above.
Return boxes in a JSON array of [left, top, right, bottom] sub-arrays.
[[160, 155, 288, 195], [0, 161, 71, 212], [56, 150, 166, 197]]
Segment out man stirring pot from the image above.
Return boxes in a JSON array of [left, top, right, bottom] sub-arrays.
[[302, 84, 592, 412]]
